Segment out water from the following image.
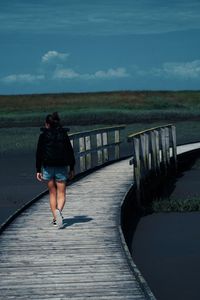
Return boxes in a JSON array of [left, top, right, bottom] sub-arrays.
[[0, 151, 45, 226], [131, 155, 200, 300]]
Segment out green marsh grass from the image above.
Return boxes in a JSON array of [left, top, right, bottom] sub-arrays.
[[1, 91, 200, 126], [152, 197, 200, 212], [1, 121, 200, 154], [1, 91, 200, 153]]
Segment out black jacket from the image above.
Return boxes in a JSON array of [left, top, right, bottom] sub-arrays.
[[36, 127, 75, 172]]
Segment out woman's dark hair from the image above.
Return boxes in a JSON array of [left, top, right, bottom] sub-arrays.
[[46, 112, 61, 128]]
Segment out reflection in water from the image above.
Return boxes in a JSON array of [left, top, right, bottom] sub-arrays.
[[131, 153, 200, 300], [155, 153, 200, 202]]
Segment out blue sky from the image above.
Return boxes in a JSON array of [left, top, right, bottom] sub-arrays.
[[0, 0, 200, 94]]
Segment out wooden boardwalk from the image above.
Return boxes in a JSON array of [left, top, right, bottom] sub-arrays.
[[0, 159, 153, 300], [177, 142, 200, 155]]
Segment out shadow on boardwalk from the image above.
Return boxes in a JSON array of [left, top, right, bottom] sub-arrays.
[[63, 215, 93, 228]]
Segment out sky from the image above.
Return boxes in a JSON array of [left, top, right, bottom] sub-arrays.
[[0, 0, 200, 94]]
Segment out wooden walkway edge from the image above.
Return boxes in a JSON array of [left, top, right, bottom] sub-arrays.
[[0, 158, 154, 300]]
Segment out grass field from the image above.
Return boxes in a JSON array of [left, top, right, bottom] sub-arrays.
[[152, 197, 200, 212], [1, 90, 200, 126], [1, 91, 200, 153], [1, 121, 200, 154]]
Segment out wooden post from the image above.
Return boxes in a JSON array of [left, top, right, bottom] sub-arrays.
[[171, 125, 177, 168], [90, 134, 97, 167], [96, 133, 103, 165], [70, 137, 79, 173], [165, 127, 170, 166], [133, 138, 141, 191], [147, 132, 152, 170], [160, 128, 167, 167], [155, 130, 160, 172], [144, 133, 150, 172], [150, 131, 157, 172], [79, 137, 86, 172], [140, 134, 145, 178], [115, 130, 120, 159], [85, 135, 92, 170], [140, 133, 150, 175], [102, 132, 109, 163]]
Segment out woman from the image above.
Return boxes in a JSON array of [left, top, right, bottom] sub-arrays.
[[36, 112, 75, 228]]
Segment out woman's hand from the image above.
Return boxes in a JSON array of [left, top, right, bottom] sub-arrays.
[[69, 170, 75, 180], [36, 172, 43, 181]]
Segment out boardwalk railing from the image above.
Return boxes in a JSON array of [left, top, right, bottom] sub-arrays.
[[69, 125, 125, 173], [127, 124, 177, 191]]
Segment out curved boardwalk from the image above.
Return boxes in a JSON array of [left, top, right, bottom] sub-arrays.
[[0, 159, 150, 300], [177, 142, 200, 155]]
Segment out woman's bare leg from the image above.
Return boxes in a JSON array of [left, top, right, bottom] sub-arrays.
[[48, 179, 57, 220], [56, 181, 66, 212]]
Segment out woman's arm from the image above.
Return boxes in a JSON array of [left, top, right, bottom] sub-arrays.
[[65, 133, 75, 171], [36, 134, 44, 175]]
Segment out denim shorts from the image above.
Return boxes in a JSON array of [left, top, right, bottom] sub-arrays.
[[42, 166, 68, 182]]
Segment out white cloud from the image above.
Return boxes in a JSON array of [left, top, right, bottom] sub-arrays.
[[162, 61, 200, 79], [53, 67, 130, 80], [41, 51, 69, 64], [1, 73, 45, 84], [53, 68, 79, 79], [93, 68, 129, 79], [1, 50, 129, 86], [1, 65, 129, 85], [135, 60, 200, 80]]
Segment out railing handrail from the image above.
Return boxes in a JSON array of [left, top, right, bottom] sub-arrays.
[[69, 125, 125, 139], [68, 125, 125, 173], [127, 124, 177, 193], [127, 124, 173, 141]]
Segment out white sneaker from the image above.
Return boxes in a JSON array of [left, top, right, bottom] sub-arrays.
[[52, 219, 57, 227], [56, 209, 64, 229]]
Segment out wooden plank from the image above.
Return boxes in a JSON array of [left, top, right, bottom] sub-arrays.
[[177, 142, 200, 154], [0, 159, 154, 300]]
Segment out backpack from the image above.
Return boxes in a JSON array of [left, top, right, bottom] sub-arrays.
[[43, 127, 68, 165]]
